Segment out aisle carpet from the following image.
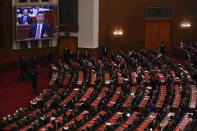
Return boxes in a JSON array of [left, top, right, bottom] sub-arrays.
[[0, 66, 50, 119]]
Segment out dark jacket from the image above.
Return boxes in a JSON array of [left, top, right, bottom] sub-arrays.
[[28, 23, 53, 39], [18, 16, 33, 24]]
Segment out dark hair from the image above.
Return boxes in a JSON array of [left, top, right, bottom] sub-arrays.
[[36, 11, 45, 16], [23, 9, 28, 12]]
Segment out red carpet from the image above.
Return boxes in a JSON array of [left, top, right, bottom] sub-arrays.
[[0, 56, 20, 63], [0, 66, 50, 119]]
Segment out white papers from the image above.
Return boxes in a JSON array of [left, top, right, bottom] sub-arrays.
[[117, 112, 123, 115], [106, 123, 111, 126], [105, 80, 110, 84]]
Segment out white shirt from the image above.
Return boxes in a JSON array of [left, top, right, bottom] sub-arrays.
[[35, 23, 43, 39], [23, 16, 27, 24], [50, 116, 56, 121], [23, 16, 27, 20]]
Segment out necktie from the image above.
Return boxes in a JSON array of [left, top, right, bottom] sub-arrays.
[[23, 17, 26, 24], [36, 24, 40, 39]]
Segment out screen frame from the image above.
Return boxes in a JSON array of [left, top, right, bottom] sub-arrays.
[[14, 4, 59, 42]]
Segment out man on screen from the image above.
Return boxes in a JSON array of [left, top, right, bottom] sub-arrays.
[[18, 9, 33, 25], [28, 11, 53, 39]]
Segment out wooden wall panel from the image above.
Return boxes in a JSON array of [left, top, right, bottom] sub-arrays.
[[59, 37, 77, 57], [159, 21, 171, 51], [1, 0, 12, 57], [59, 0, 78, 32], [99, 0, 197, 56], [0, 2, 2, 49], [78, 48, 100, 58], [145, 21, 159, 50], [145, 21, 171, 51]]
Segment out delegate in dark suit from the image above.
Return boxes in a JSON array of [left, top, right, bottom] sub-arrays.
[[30, 69, 38, 94], [18, 16, 33, 25], [28, 23, 53, 39]]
